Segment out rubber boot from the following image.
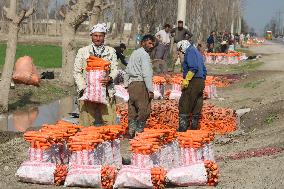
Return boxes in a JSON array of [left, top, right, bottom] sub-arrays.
[[191, 114, 200, 130], [178, 114, 190, 132], [136, 120, 146, 133], [128, 119, 137, 139]]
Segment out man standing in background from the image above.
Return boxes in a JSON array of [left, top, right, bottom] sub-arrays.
[[171, 20, 192, 69], [207, 31, 216, 53], [124, 35, 155, 138], [155, 24, 171, 60]]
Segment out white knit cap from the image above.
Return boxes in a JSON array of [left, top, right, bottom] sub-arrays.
[[90, 23, 108, 35], [177, 40, 191, 53]]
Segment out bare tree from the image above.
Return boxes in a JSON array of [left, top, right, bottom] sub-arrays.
[[59, 0, 96, 85], [89, 0, 113, 28], [0, 0, 35, 112]]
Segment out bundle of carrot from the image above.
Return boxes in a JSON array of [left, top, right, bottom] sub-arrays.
[[68, 135, 104, 152], [204, 160, 219, 186], [80, 125, 126, 140], [101, 166, 117, 189], [177, 130, 215, 149], [151, 167, 167, 189], [24, 120, 83, 149], [68, 125, 126, 152], [153, 76, 167, 84], [86, 56, 111, 71], [54, 165, 68, 186], [130, 129, 176, 155]]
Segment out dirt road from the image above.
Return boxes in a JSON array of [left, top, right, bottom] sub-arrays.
[[212, 41, 284, 188], [0, 41, 283, 189]]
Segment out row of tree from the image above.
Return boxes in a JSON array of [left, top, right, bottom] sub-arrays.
[[264, 10, 284, 37], [0, 0, 245, 112]]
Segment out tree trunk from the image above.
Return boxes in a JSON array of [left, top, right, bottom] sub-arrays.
[[0, 22, 18, 112], [0, 0, 35, 112], [60, 22, 76, 84], [177, 0, 186, 23], [59, 0, 96, 85]]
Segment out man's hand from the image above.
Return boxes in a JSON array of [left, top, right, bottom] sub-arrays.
[[148, 92, 154, 100], [182, 79, 189, 89], [182, 71, 195, 89], [100, 76, 111, 86]]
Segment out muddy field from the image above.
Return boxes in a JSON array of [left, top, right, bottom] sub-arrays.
[[0, 41, 283, 189]]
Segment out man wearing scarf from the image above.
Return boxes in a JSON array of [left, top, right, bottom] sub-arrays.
[[178, 41, 207, 132], [73, 23, 119, 126]]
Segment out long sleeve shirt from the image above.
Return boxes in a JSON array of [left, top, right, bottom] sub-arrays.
[[124, 47, 153, 92], [182, 46, 207, 79]]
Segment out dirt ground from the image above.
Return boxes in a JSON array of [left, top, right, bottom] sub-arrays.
[[0, 41, 283, 189]]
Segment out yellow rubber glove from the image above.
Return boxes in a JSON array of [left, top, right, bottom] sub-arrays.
[[182, 71, 195, 89]]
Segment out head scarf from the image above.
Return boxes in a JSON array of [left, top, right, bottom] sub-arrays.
[[90, 23, 108, 35], [177, 40, 191, 53]]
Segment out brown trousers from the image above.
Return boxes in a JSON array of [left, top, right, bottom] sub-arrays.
[[179, 78, 205, 115], [79, 100, 116, 126], [128, 81, 151, 122]]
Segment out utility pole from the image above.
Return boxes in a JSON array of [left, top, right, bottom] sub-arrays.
[[177, 0, 186, 23]]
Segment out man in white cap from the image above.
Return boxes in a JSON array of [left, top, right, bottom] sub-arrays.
[[73, 23, 119, 126]]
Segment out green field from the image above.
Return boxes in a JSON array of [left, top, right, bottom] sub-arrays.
[[0, 43, 62, 69]]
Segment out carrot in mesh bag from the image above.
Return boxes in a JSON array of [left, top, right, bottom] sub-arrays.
[[54, 164, 68, 186], [177, 130, 215, 149], [151, 167, 167, 189], [204, 160, 220, 186], [101, 166, 117, 189]]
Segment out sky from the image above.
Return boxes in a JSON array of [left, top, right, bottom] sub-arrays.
[[244, 0, 284, 34]]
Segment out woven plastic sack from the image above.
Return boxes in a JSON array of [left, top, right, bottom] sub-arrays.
[[15, 161, 56, 185], [28, 143, 70, 164], [114, 165, 153, 188], [153, 83, 163, 99], [166, 162, 207, 186], [114, 84, 129, 102], [64, 164, 102, 187], [169, 84, 181, 100], [79, 70, 107, 104], [131, 153, 157, 168], [12, 56, 40, 86]]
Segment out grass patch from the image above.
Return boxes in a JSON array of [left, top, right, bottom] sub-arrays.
[[264, 114, 278, 124], [244, 79, 265, 88], [0, 43, 62, 69], [236, 48, 254, 56], [207, 60, 264, 75], [125, 48, 134, 57]]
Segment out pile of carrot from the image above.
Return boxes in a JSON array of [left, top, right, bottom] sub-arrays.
[[199, 103, 237, 134], [101, 166, 117, 189], [153, 76, 167, 84], [24, 121, 83, 149], [130, 129, 176, 155], [68, 125, 126, 152], [86, 56, 111, 71], [204, 160, 219, 186], [177, 130, 215, 149], [116, 100, 237, 135], [151, 167, 167, 189], [54, 165, 68, 186], [116, 100, 179, 130]]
